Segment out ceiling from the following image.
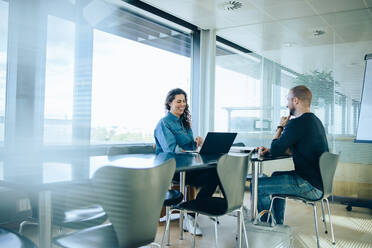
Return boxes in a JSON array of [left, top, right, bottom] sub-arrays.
[[140, 0, 372, 100]]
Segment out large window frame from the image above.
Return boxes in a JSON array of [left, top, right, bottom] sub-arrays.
[[2, 0, 201, 155]]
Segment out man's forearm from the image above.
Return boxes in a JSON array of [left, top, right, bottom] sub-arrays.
[[273, 127, 283, 139]]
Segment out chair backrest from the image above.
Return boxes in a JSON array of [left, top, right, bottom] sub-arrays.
[[319, 152, 339, 197], [107, 145, 155, 156], [232, 142, 246, 147], [217, 153, 250, 213], [92, 159, 175, 248]]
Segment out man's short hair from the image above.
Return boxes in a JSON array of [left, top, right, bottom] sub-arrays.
[[291, 85, 312, 106]]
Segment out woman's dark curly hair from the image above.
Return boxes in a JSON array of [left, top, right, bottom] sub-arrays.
[[165, 88, 192, 130]]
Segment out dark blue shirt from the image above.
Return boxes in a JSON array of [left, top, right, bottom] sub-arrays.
[[270, 112, 329, 190], [154, 112, 196, 154]]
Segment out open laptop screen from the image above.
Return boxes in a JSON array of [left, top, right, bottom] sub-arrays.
[[199, 132, 237, 155]]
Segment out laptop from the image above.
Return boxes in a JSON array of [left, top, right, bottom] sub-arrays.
[[185, 132, 237, 155]]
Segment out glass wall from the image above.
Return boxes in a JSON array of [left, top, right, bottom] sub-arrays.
[[214, 44, 264, 145], [2, 0, 192, 147], [44, 15, 75, 144], [214, 39, 364, 151], [0, 0, 8, 145], [91, 29, 190, 144]]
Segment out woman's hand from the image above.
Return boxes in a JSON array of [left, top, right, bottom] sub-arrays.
[[194, 136, 203, 148]]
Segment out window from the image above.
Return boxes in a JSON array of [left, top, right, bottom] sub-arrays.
[[90, 8, 191, 144], [0, 0, 8, 145], [42, 1, 193, 146], [44, 15, 75, 144], [214, 44, 262, 137]]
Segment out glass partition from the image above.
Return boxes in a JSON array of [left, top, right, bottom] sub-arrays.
[[0, 0, 8, 145]]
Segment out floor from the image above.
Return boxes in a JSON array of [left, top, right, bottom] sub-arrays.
[[13, 192, 372, 247], [152, 194, 372, 248]]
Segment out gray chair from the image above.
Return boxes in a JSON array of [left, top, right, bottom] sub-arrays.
[[175, 153, 251, 248], [107, 144, 155, 156], [268, 152, 339, 248], [54, 158, 176, 248], [0, 227, 37, 248], [232, 142, 246, 147], [19, 184, 107, 234]]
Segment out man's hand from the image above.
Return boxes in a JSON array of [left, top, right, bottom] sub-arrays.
[[195, 136, 203, 148], [279, 114, 291, 127], [259, 146, 270, 155]]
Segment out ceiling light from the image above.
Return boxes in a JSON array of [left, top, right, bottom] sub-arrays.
[[223, 1, 243, 11], [283, 42, 297, 47], [312, 29, 326, 37]]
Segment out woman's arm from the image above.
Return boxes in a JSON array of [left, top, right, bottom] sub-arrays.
[[154, 120, 177, 153]]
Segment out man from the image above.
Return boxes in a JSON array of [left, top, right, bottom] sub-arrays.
[[256, 85, 328, 224]]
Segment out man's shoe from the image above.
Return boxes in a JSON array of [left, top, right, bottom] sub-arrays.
[[183, 215, 203, 236]]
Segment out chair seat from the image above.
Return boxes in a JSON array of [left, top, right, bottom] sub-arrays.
[[177, 197, 228, 216], [273, 194, 323, 203], [164, 190, 183, 206], [0, 227, 37, 248], [54, 223, 119, 248], [59, 204, 107, 229]]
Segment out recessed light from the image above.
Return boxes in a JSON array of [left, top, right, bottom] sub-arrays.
[[223, 1, 243, 11], [283, 42, 297, 47], [312, 29, 326, 37]]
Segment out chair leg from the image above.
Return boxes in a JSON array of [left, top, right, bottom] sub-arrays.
[[267, 197, 276, 222], [214, 219, 218, 248], [237, 210, 242, 248], [19, 220, 38, 234], [151, 242, 161, 247], [325, 198, 336, 245], [321, 199, 328, 234], [312, 203, 320, 248], [161, 207, 175, 247], [240, 207, 249, 248], [192, 213, 198, 248], [166, 206, 170, 246]]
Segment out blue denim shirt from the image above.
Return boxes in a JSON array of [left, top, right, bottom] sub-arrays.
[[154, 112, 196, 154]]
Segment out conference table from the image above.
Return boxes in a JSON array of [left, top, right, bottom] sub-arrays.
[[0, 152, 223, 248]]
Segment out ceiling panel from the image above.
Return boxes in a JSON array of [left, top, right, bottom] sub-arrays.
[[306, 0, 366, 15], [253, 0, 316, 20], [247, 0, 305, 9], [321, 8, 372, 26], [333, 20, 372, 43], [217, 25, 264, 52], [141, 0, 372, 99]]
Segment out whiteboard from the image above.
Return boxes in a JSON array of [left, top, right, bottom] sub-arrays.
[[355, 54, 372, 143]]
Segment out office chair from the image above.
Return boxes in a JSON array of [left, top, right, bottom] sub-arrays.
[[268, 152, 339, 248], [161, 189, 184, 247], [19, 184, 107, 234], [0, 227, 37, 248], [231, 142, 246, 147], [54, 158, 176, 248], [175, 153, 251, 248], [107, 144, 155, 156]]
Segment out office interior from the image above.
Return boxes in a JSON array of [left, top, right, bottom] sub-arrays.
[[0, 0, 371, 247]]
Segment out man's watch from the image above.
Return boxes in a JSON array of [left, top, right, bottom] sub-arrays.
[[277, 125, 284, 131]]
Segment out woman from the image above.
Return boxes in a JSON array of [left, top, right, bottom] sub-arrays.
[[154, 88, 219, 236], [154, 88, 202, 153]]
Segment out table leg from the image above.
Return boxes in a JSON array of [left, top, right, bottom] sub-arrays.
[[250, 161, 259, 220], [39, 190, 52, 248], [258, 161, 263, 177], [179, 171, 186, 240]]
